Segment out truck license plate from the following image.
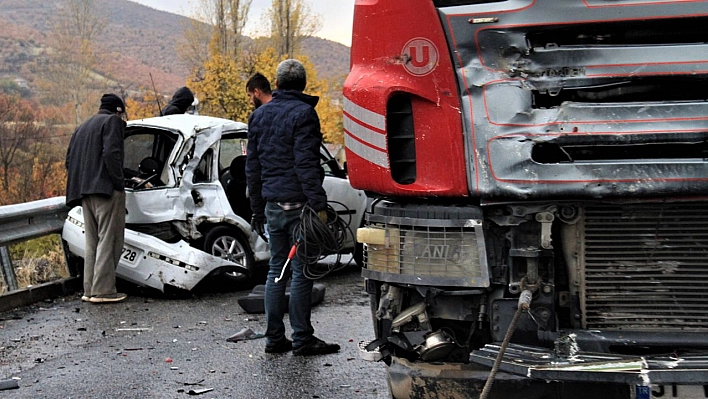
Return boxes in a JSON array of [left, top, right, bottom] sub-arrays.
[[121, 245, 141, 265], [639, 385, 708, 398]]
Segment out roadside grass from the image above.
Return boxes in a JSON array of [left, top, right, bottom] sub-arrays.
[[0, 236, 68, 294]]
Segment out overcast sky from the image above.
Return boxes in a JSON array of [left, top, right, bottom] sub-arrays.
[[129, 0, 355, 46]]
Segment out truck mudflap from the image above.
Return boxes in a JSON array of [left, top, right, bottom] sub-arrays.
[[470, 343, 708, 385]]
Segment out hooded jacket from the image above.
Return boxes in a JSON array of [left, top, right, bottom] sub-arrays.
[[162, 87, 194, 116], [246, 90, 327, 215], [65, 110, 126, 208]]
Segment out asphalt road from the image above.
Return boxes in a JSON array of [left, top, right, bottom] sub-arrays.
[[0, 258, 390, 399]]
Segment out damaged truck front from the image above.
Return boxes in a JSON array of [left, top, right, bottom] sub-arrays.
[[344, 0, 708, 398]]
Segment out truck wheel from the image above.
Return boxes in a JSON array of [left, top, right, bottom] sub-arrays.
[[203, 226, 255, 282]]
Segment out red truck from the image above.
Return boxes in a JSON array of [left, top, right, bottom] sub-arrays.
[[344, 1, 708, 398]]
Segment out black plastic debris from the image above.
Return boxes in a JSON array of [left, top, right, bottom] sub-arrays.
[[237, 283, 326, 314], [187, 387, 214, 395], [0, 379, 19, 391]]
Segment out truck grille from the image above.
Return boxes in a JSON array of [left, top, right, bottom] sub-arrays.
[[363, 218, 489, 288], [582, 203, 708, 331]]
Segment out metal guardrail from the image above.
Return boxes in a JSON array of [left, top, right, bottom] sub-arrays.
[[0, 196, 71, 293]]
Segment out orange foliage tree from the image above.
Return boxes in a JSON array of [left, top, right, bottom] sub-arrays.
[[189, 47, 343, 143], [0, 93, 68, 205], [126, 88, 166, 120]]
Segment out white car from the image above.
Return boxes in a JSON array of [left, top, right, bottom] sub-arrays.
[[62, 114, 367, 293]]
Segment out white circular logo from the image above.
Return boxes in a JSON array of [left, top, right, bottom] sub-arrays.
[[402, 38, 439, 76]]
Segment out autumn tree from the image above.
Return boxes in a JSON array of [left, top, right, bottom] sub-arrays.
[[178, 17, 214, 73], [125, 88, 166, 120], [40, 0, 106, 127], [265, 0, 322, 59], [183, 0, 343, 144], [189, 47, 278, 122], [179, 0, 253, 73], [189, 48, 343, 143], [0, 94, 67, 205]]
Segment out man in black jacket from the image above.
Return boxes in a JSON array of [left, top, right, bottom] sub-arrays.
[[246, 59, 340, 356], [162, 86, 194, 115], [65, 94, 127, 304]]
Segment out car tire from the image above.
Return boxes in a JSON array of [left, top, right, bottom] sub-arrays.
[[203, 226, 255, 282]]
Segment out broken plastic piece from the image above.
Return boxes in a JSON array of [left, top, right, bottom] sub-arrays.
[[358, 340, 383, 362], [226, 327, 264, 342], [0, 379, 19, 391], [188, 387, 214, 395]]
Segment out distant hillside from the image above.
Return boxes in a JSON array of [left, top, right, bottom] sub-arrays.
[[302, 37, 351, 83], [0, 0, 350, 95]]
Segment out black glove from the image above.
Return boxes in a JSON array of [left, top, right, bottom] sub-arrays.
[[250, 214, 266, 240]]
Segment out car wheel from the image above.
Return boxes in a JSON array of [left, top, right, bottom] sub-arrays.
[[203, 226, 255, 282]]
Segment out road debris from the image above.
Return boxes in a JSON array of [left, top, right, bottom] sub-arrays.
[[226, 327, 265, 342], [179, 378, 205, 386], [0, 379, 19, 391], [187, 387, 214, 395]]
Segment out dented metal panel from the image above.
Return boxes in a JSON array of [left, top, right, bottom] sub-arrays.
[[471, 343, 708, 385], [62, 207, 247, 292], [437, 0, 708, 199]]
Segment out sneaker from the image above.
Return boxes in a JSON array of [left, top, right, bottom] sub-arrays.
[[293, 337, 340, 356], [81, 295, 91, 302], [265, 339, 293, 354], [89, 293, 127, 303]]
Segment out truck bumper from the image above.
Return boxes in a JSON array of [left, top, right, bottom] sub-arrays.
[[387, 357, 629, 399]]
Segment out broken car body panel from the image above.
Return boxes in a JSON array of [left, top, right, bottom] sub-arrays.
[[63, 206, 247, 292]]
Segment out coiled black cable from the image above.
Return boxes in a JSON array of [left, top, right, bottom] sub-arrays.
[[294, 202, 355, 280]]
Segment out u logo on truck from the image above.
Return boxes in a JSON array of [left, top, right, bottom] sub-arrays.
[[402, 38, 438, 76]]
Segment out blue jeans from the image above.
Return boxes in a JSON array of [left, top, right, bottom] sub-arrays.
[[264, 202, 314, 348]]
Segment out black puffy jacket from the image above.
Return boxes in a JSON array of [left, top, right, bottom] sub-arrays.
[[162, 87, 194, 116], [246, 90, 327, 216]]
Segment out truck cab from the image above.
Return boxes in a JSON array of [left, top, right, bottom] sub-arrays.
[[345, 1, 708, 398]]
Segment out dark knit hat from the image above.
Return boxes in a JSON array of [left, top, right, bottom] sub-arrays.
[[99, 93, 125, 113]]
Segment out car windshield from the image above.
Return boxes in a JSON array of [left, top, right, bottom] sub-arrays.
[[124, 128, 178, 186]]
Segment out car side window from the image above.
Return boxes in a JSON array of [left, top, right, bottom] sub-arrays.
[[219, 137, 248, 172], [193, 148, 213, 183]]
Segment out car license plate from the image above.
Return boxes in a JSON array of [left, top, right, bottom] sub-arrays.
[[635, 385, 708, 398], [121, 245, 141, 265]]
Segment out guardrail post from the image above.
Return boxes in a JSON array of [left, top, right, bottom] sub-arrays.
[[0, 246, 18, 291]]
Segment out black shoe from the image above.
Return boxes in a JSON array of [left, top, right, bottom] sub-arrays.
[[293, 337, 340, 356], [265, 339, 293, 354]]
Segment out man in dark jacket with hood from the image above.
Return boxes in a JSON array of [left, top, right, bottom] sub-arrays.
[[162, 86, 194, 115], [246, 59, 340, 356], [65, 93, 127, 304]]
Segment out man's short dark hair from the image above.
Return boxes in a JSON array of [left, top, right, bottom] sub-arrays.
[[246, 73, 272, 94], [276, 59, 307, 91]]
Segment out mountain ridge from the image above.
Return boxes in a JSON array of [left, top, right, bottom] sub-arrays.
[[0, 0, 350, 95]]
